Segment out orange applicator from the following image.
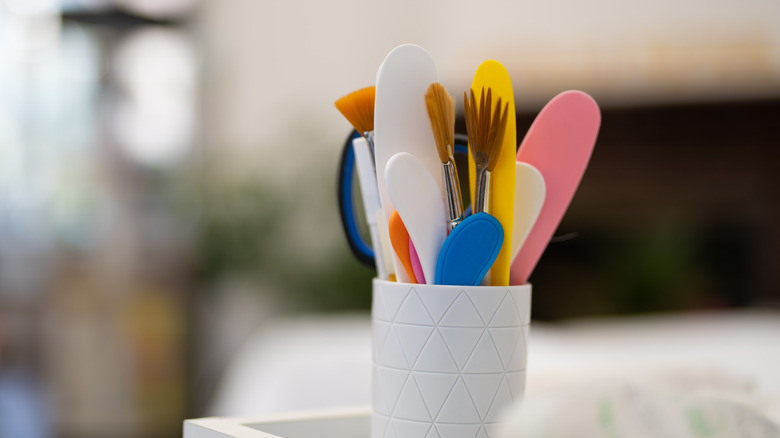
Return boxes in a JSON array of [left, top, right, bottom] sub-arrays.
[[388, 211, 418, 283]]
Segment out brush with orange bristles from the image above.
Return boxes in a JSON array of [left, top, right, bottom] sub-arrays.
[[425, 82, 463, 232], [334, 86, 395, 281], [334, 86, 376, 149], [464, 86, 509, 214]]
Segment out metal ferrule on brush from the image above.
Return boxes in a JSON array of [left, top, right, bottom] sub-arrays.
[[364, 131, 376, 163], [442, 157, 464, 232], [474, 154, 491, 215]]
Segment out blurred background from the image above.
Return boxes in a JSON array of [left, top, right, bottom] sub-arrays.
[[1, 0, 779, 437]]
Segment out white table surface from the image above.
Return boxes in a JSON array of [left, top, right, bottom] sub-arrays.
[[207, 308, 780, 425]]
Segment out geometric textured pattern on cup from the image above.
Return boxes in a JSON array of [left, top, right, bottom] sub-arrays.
[[372, 281, 531, 327], [371, 279, 531, 438]]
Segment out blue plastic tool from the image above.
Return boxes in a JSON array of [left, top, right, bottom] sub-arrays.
[[434, 212, 504, 286]]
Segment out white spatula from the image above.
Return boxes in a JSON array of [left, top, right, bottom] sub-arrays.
[[510, 162, 546, 264], [374, 44, 440, 282], [385, 152, 447, 285]]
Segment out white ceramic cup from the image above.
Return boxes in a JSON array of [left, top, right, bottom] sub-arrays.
[[371, 278, 532, 438]]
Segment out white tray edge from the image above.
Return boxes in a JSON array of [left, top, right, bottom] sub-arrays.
[[184, 405, 371, 438]]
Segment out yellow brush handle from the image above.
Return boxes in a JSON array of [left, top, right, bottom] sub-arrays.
[[468, 60, 516, 286]]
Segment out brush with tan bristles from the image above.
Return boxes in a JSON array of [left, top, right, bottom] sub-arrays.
[[425, 82, 463, 232], [334, 86, 376, 149], [464, 86, 509, 214]]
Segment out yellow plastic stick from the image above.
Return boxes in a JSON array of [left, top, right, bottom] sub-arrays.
[[468, 61, 516, 286]]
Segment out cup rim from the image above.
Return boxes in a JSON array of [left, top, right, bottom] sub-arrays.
[[373, 278, 531, 291]]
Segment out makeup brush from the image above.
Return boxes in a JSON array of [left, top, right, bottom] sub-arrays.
[[335, 86, 391, 280], [464, 86, 509, 214], [334, 86, 376, 149], [425, 82, 463, 232], [434, 87, 507, 286]]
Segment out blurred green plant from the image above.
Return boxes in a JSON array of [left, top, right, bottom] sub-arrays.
[[527, 217, 746, 320], [194, 177, 375, 311], [161, 134, 376, 312]]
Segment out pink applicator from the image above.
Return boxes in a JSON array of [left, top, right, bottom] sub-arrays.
[[409, 237, 425, 284], [510, 91, 601, 285]]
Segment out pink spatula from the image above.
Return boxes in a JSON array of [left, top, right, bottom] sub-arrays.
[[510, 90, 601, 285]]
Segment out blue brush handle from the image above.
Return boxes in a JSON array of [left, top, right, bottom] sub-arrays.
[[435, 212, 504, 286]]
